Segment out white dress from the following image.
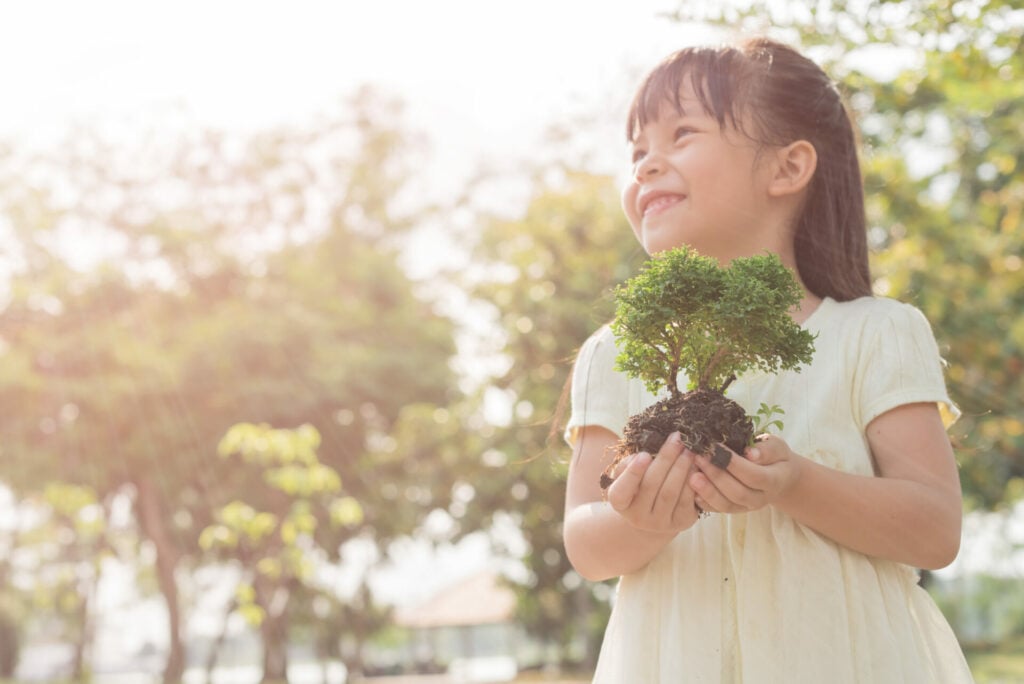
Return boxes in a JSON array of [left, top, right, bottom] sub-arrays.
[[565, 296, 974, 683]]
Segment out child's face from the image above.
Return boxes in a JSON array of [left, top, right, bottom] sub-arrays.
[[622, 79, 782, 261]]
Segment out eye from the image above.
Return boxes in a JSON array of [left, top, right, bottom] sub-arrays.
[[630, 147, 647, 164], [674, 126, 696, 141]]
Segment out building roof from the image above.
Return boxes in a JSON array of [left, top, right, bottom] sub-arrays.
[[394, 571, 517, 629]]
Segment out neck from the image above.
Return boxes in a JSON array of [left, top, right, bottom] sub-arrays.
[[767, 235, 821, 325], [791, 290, 822, 325]]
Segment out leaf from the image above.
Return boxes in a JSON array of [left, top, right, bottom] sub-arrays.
[[238, 602, 265, 628], [612, 247, 815, 393], [257, 557, 283, 579], [330, 496, 364, 527]]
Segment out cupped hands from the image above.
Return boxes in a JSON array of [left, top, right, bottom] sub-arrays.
[[689, 434, 803, 514], [606, 431, 702, 533]]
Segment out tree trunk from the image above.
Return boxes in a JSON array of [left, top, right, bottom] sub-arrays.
[[0, 610, 20, 677], [315, 631, 334, 684], [256, 575, 291, 683], [205, 598, 238, 682], [260, 611, 289, 683], [313, 626, 337, 684], [70, 561, 98, 682], [135, 477, 186, 684], [70, 591, 88, 680]]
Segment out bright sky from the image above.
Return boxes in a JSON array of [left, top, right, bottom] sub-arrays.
[[0, 0, 705, 161], [0, 0, 722, 290]]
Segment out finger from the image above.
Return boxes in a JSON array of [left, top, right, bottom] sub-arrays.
[[691, 459, 757, 512], [656, 431, 687, 459], [632, 433, 686, 510], [697, 442, 774, 491], [651, 447, 696, 518], [709, 443, 736, 469], [747, 435, 787, 465], [689, 469, 725, 511], [607, 452, 652, 512], [671, 466, 701, 526], [693, 495, 711, 516]]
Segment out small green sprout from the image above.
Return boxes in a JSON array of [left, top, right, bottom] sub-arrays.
[[751, 403, 785, 442]]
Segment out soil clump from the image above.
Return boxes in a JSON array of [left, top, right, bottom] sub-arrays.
[[600, 389, 753, 489]]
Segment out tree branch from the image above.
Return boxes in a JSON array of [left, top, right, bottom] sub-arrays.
[[698, 345, 731, 390]]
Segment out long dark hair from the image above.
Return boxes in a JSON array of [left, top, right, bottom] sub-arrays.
[[625, 37, 872, 302]]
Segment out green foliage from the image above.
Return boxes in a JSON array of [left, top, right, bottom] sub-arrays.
[[462, 167, 639, 667], [0, 89, 458, 680], [931, 573, 1024, 646], [1, 484, 111, 680], [235, 582, 266, 628], [204, 423, 362, 576], [200, 422, 368, 674], [611, 247, 816, 396], [751, 403, 786, 437]]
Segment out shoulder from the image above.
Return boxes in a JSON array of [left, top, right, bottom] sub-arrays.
[[572, 323, 626, 384], [576, 323, 621, 364], [820, 296, 935, 339], [835, 298, 959, 428], [566, 324, 632, 444], [826, 295, 918, 319]]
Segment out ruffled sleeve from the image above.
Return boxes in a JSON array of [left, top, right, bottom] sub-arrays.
[[855, 300, 960, 430], [563, 325, 631, 446]]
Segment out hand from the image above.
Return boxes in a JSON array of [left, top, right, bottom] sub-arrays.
[[606, 432, 702, 533], [689, 434, 803, 514]]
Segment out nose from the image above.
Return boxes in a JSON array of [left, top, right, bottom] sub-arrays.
[[632, 153, 664, 182]]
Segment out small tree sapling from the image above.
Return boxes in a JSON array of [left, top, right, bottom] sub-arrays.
[[600, 247, 816, 488]]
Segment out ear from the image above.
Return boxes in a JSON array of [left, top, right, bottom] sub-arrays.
[[767, 140, 817, 198]]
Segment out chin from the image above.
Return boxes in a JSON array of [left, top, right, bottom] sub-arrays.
[[639, 232, 673, 254], [644, 237, 690, 256]]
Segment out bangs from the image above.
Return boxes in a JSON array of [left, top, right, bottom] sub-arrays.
[[626, 46, 758, 143]]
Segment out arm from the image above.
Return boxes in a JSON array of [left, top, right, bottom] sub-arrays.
[[563, 426, 701, 582], [779, 402, 962, 569], [690, 402, 962, 569]]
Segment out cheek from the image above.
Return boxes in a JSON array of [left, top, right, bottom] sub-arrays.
[[621, 182, 642, 238]]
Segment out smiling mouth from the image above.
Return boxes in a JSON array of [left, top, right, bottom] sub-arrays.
[[642, 194, 685, 217]]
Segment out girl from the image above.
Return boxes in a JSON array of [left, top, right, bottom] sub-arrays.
[[562, 38, 974, 683]]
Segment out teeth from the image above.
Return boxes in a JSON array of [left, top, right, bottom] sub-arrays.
[[644, 195, 681, 215]]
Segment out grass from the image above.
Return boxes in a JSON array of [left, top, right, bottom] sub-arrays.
[[2, 653, 1023, 683], [965, 642, 1024, 683]]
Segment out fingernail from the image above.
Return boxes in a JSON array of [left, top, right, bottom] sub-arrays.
[[635, 452, 652, 467]]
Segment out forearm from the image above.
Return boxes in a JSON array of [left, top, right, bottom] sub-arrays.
[[776, 455, 962, 569], [564, 502, 675, 582]]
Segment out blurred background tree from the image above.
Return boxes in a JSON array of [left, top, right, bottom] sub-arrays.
[[455, 166, 644, 668], [0, 89, 460, 682], [200, 422, 363, 682]]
